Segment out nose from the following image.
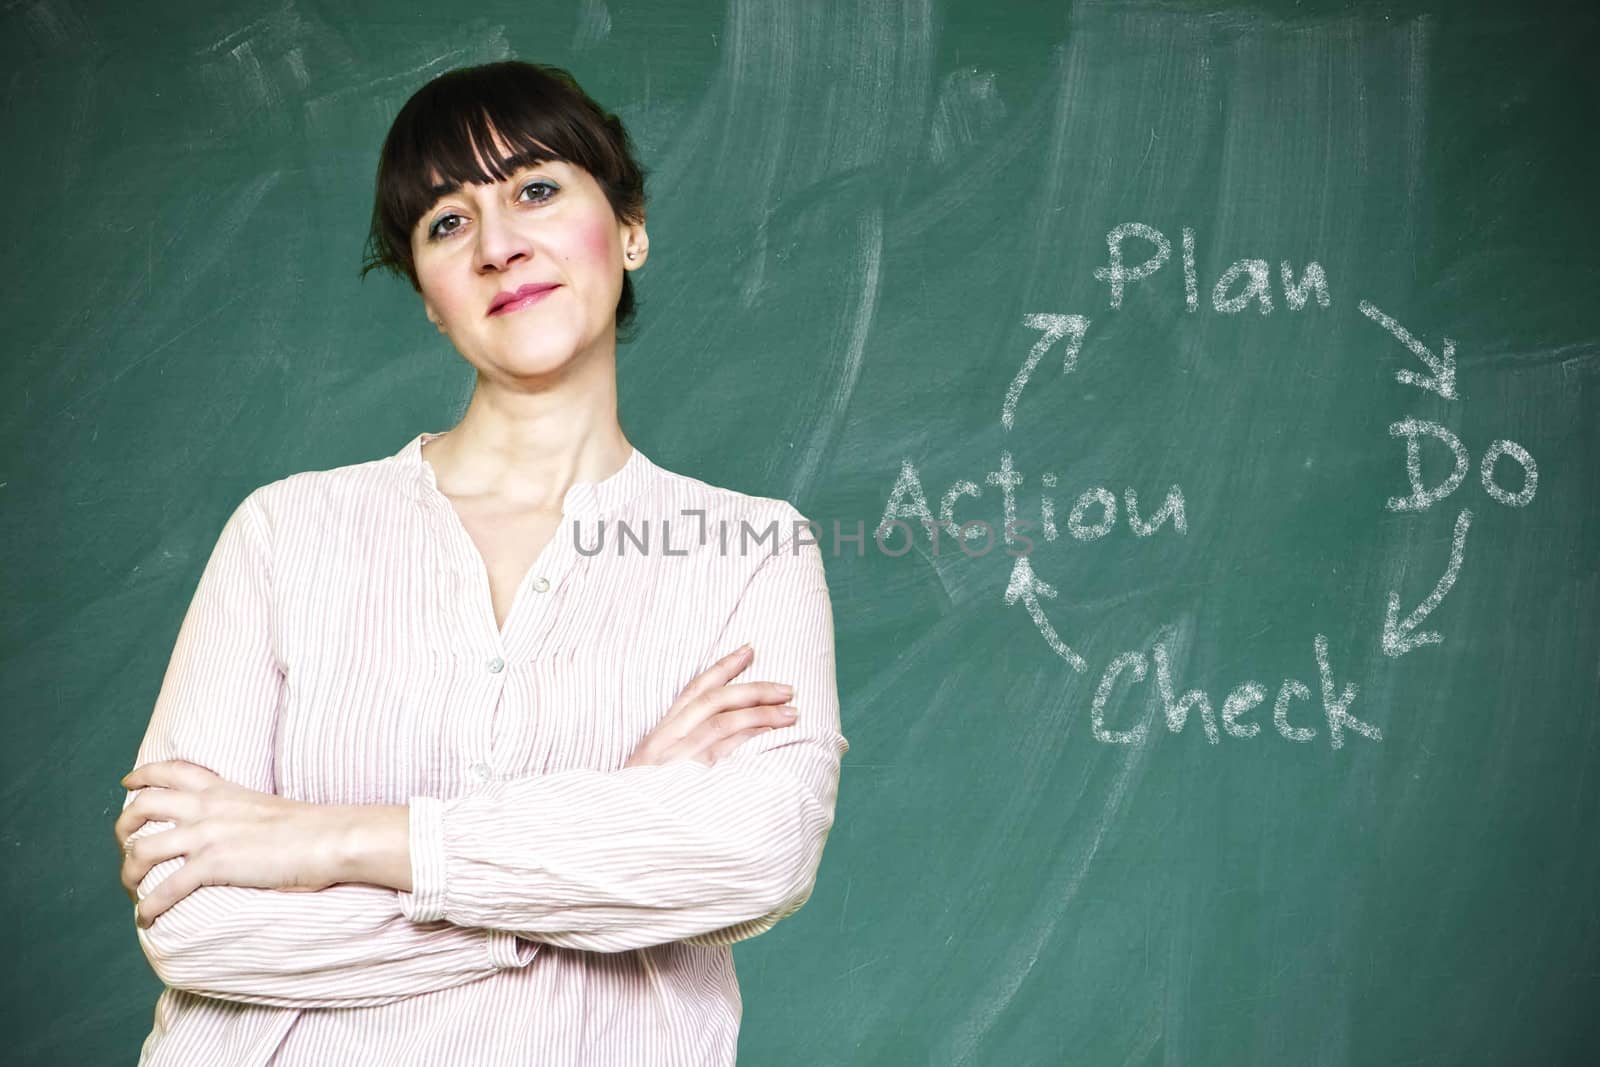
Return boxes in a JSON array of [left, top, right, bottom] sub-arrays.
[[473, 200, 531, 274]]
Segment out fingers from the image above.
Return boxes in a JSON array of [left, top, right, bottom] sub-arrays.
[[113, 779, 204, 905], [641, 684, 793, 764], [136, 860, 207, 928], [724, 680, 798, 706], [113, 808, 140, 847], [113, 790, 196, 843], [121, 760, 217, 793], [701, 702, 799, 741], [652, 644, 791, 738], [625, 698, 799, 769], [666, 644, 754, 714], [673, 681, 795, 735], [703, 715, 796, 764], [120, 826, 189, 898], [622, 645, 800, 769], [671, 703, 799, 764]]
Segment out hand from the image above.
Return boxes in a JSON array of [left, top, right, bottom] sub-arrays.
[[625, 644, 798, 768], [114, 760, 339, 927]]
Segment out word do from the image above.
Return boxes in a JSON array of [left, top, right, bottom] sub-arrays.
[[1388, 419, 1538, 512]]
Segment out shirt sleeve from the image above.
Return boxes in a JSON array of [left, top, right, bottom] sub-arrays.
[[124, 490, 536, 1009], [396, 514, 850, 953]]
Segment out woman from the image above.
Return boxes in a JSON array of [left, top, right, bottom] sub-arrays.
[[114, 61, 848, 1066]]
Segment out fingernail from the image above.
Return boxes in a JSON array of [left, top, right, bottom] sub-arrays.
[[779, 685, 795, 697], [781, 707, 799, 718]]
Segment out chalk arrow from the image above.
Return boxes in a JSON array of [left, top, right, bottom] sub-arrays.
[[1002, 314, 1091, 430], [1382, 508, 1472, 657], [1358, 300, 1458, 399], [1003, 554, 1087, 672]]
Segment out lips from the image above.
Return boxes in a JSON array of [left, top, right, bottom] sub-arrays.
[[488, 283, 559, 316]]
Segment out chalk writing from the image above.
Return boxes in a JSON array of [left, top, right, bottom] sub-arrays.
[[880, 219, 1545, 750]]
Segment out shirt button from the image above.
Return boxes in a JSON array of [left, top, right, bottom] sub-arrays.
[[533, 576, 550, 593], [470, 762, 492, 782], [487, 656, 505, 674]]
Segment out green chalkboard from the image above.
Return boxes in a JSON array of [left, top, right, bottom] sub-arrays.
[[6, 0, 1598, 1063]]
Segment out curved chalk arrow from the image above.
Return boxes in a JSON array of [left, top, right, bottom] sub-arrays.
[[1358, 300, 1458, 400], [1002, 314, 1091, 430], [1003, 554, 1088, 672], [1382, 508, 1472, 657]]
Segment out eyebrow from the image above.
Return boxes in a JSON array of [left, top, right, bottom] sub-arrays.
[[424, 150, 562, 201]]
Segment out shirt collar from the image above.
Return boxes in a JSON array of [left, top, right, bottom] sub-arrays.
[[396, 431, 658, 520]]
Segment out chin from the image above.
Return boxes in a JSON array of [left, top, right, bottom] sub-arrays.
[[499, 352, 577, 377], [492, 338, 592, 377]]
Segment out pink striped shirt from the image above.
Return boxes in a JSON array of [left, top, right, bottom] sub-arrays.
[[123, 431, 848, 1066]]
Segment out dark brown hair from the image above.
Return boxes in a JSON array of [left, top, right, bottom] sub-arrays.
[[360, 61, 648, 333]]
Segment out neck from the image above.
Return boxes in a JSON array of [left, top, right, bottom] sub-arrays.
[[422, 376, 632, 511]]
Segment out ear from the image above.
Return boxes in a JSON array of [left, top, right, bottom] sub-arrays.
[[422, 299, 447, 333], [621, 219, 649, 271]]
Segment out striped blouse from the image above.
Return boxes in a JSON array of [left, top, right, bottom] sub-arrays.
[[123, 430, 849, 1066]]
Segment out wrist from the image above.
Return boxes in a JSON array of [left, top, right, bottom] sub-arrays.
[[324, 803, 412, 890]]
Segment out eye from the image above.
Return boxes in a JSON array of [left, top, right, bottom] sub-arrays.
[[518, 178, 558, 203], [425, 179, 560, 242], [426, 213, 463, 241]]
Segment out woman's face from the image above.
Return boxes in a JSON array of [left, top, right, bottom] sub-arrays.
[[410, 146, 646, 382]]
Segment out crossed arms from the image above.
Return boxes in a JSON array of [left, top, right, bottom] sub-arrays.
[[118, 492, 847, 1009]]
